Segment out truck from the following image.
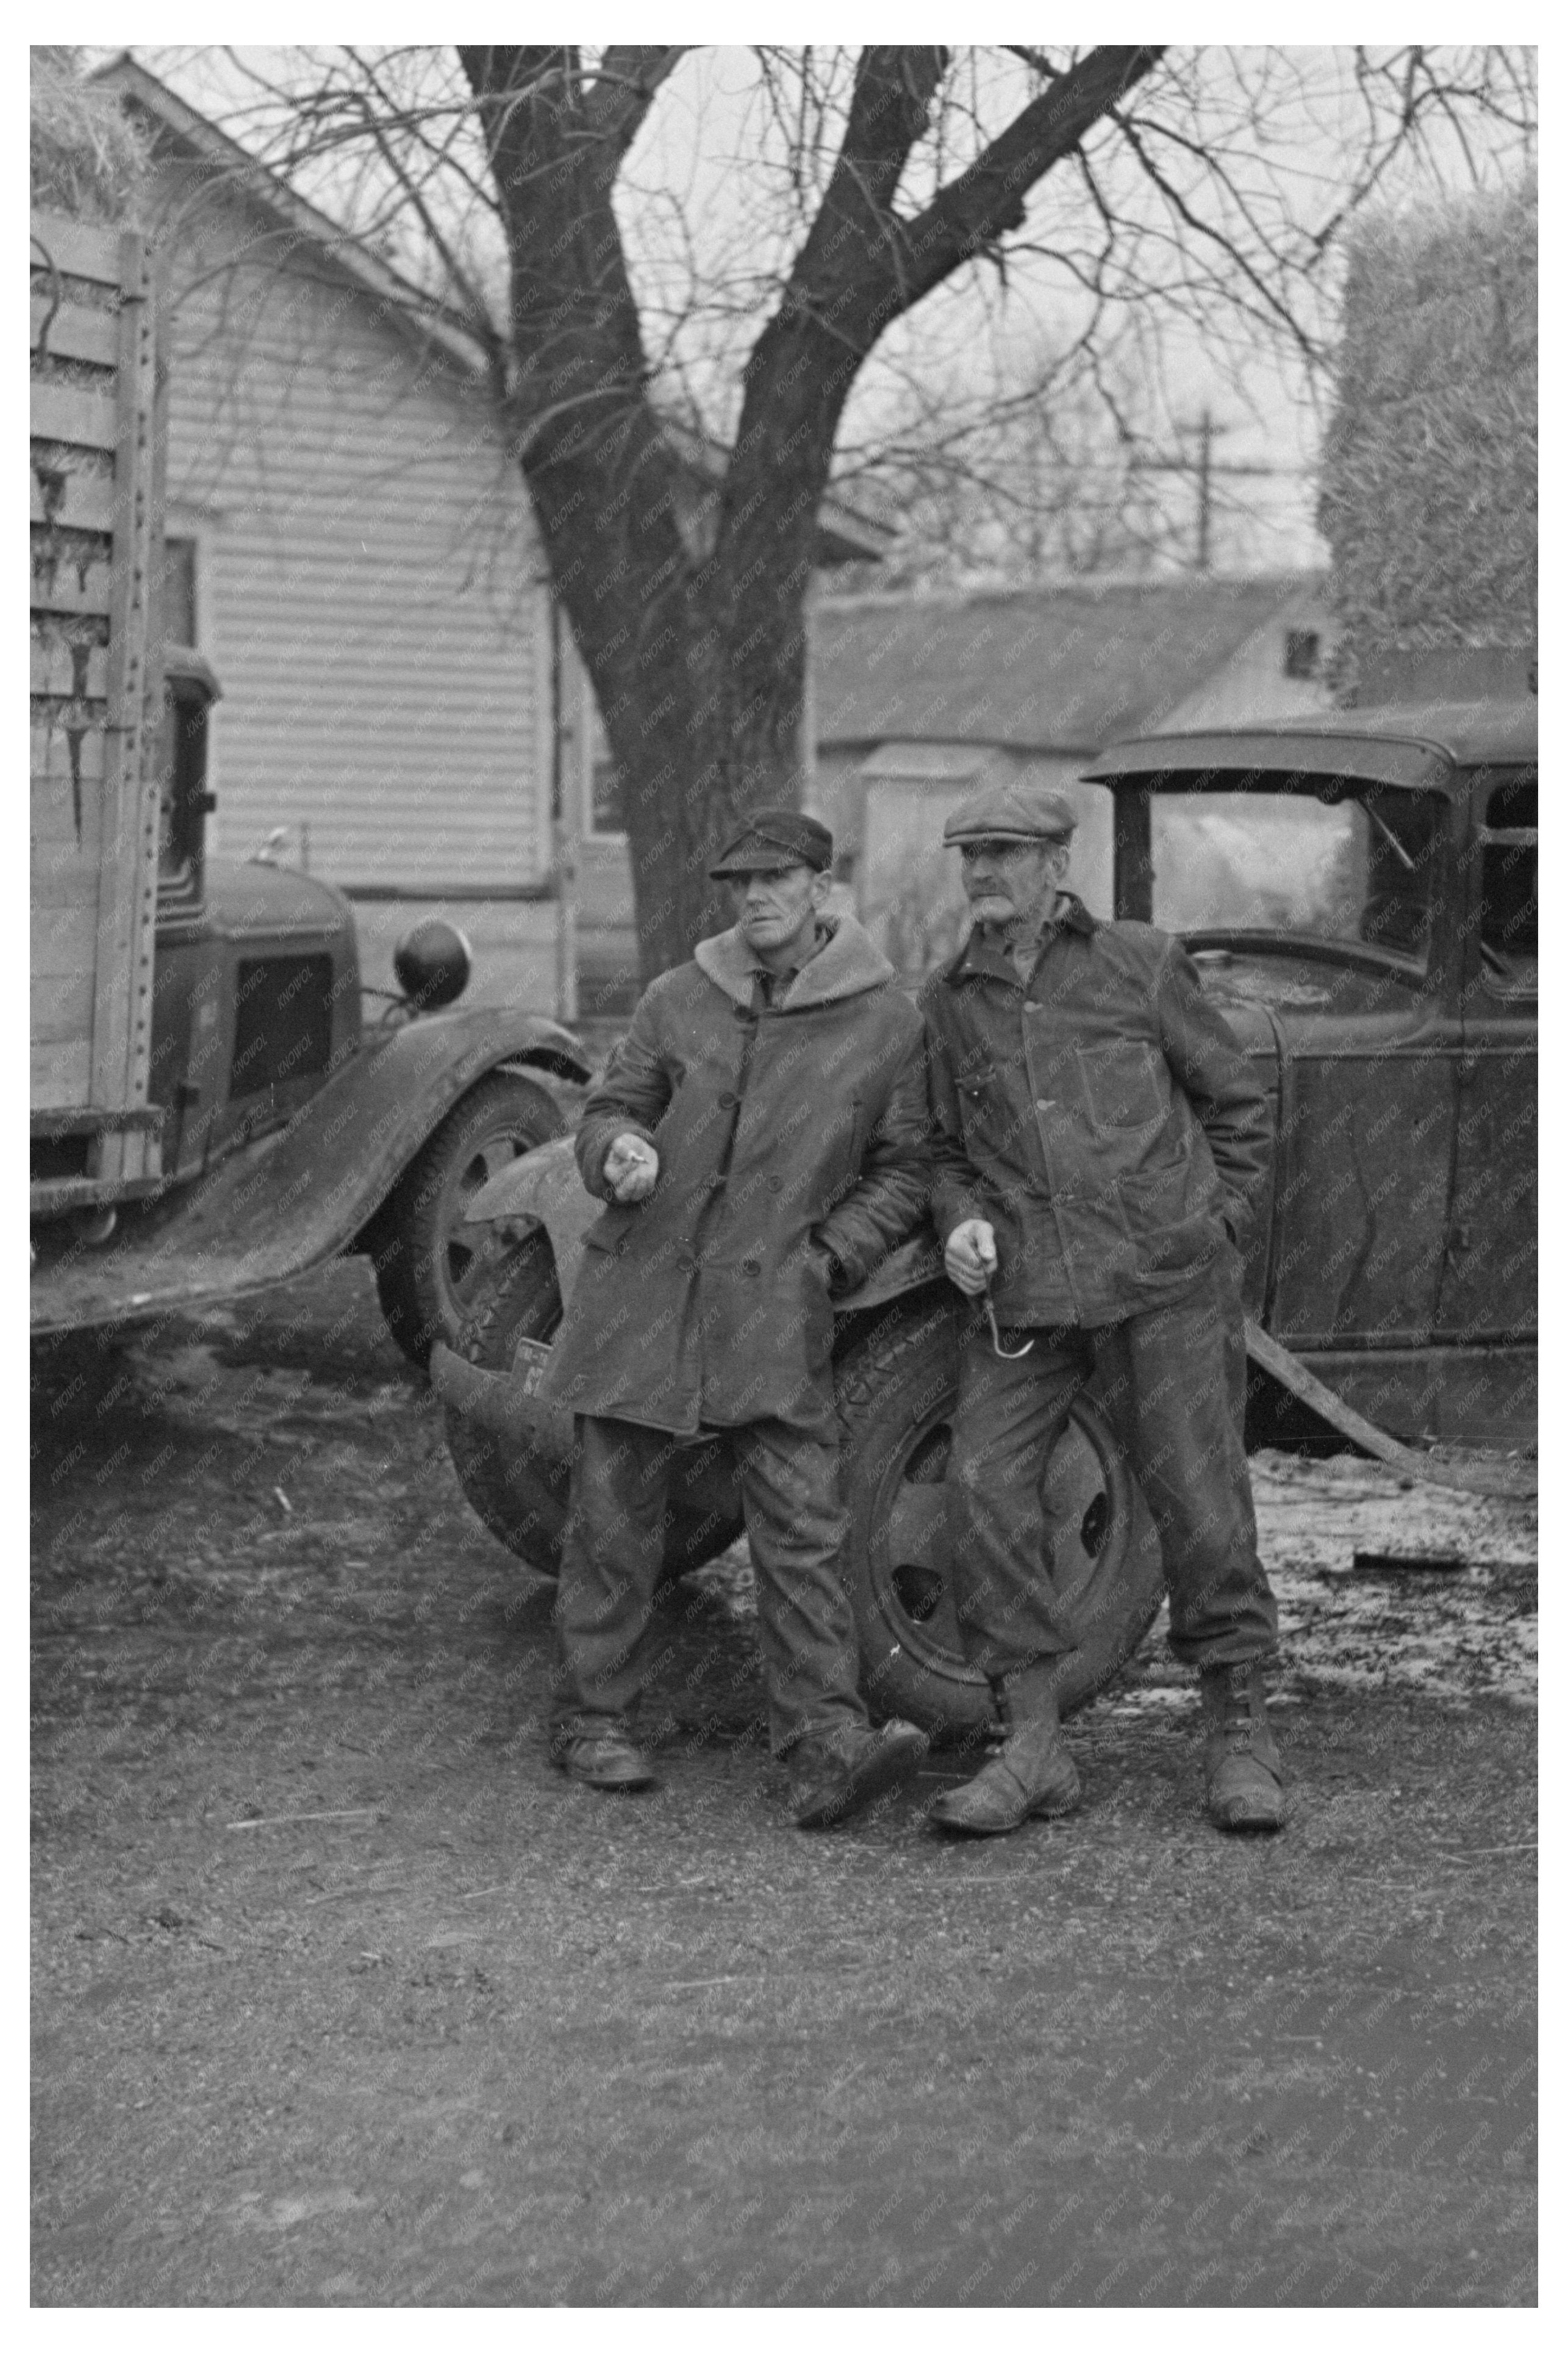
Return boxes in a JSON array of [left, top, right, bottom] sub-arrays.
[[30, 210, 589, 1361], [431, 697, 1538, 1739]]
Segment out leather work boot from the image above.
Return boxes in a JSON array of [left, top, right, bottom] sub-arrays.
[[1200, 1661, 1286, 1831], [789, 1719, 929, 1830], [552, 1725, 657, 1792], [927, 1667, 1080, 1836]]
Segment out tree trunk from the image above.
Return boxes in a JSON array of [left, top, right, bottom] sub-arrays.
[[461, 41, 1169, 985], [507, 372, 826, 983]]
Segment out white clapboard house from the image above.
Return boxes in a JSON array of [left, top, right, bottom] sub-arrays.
[[99, 57, 889, 1016]]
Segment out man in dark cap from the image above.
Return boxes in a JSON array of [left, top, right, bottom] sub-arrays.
[[918, 781, 1285, 1837], [542, 808, 932, 1827]]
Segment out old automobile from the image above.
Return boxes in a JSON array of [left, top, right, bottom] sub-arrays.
[[31, 208, 591, 1365], [431, 699, 1537, 1736]]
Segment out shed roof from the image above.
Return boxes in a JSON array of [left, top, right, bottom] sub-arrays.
[[810, 575, 1320, 755]]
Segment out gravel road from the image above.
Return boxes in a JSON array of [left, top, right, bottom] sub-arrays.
[[31, 1261, 1536, 2306]]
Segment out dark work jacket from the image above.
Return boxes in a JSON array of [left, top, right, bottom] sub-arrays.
[[542, 914, 928, 1435], [919, 894, 1272, 1326]]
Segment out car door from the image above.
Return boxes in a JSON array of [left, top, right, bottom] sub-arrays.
[[1441, 764, 1537, 1340], [1115, 766, 1463, 1346]]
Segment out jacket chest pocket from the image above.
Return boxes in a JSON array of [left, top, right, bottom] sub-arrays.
[[1075, 1041, 1168, 1132]]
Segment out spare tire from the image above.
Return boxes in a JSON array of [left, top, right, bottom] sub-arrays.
[[444, 1230, 744, 1581], [833, 1295, 1165, 1741], [373, 1072, 565, 1368]]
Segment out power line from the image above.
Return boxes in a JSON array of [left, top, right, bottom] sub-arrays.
[[1126, 408, 1298, 572]]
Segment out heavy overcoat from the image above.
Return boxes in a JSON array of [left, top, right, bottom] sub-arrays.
[[920, 895, 1272, 1326], [542, 915, 928, 1435]]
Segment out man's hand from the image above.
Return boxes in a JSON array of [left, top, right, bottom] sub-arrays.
[[603, 1133, 659, 1204], [944, 1218, 998, 1298]]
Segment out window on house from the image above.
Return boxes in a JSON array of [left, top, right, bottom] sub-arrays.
[[1477, 771, 1537, 991], [589, 756, 626, 836], [161, 536, 198, 647], [1283, 628, 1320, 680], [582, 690, 626, 836]]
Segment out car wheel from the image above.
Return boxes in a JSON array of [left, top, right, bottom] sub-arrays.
[[443, 1230, 744, 1581], [833, 1296, 1165, 1740], [373, 1072, 564, 1368]]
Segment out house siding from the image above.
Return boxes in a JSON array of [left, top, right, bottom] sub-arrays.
[[156, 174, 550, 891]]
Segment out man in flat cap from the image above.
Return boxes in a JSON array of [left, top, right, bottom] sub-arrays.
[[542, 808, 932, 1827], [918, 781, 1285, 1837]]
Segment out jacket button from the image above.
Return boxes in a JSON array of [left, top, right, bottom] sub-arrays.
[[766, 1174, 783, 1193], [742, 1259, 761, 1276], [675, 1249, 696, 1272], [717, 1091, 737, 1108]]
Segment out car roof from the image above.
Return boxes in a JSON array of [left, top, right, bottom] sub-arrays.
[[1084, 697, 1537, 786]]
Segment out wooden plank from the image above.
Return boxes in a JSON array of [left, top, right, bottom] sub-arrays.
[[31, 1035, 93, 1110], [29, 559, 117, 620], [32, 885, 98, 952], [31, 794, 106, 860], [31, 635, 110, 701], [32, 1104, 163, 1137], [30, 855, 106, 914], [30, 380, 120, 453], [30, 212, 126, 288], [31, 966, 95, 1047], [91, 225, 162, 1121], [31, 296, 120, 366], [30, 465, 119, 534], [31, 785, 106, 869], [31, 894, 98, 982], [91, 1127, 162, 1187], [32, 724, 109, 787]]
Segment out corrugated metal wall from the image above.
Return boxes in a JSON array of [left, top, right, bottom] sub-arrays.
[[157, 177, 551, 891]]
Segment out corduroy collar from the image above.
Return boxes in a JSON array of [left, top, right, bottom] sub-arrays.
[[694, 911, 897, 1010], [941, 891, 1097, 989]]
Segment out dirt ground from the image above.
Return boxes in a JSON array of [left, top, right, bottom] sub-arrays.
[[31, 1259, 1537, 2308]]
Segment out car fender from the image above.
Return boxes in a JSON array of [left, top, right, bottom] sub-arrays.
[[30, 1008, 590, 1334], [465, 1133, 600, 1307], [463, 1141, 951, 1323]]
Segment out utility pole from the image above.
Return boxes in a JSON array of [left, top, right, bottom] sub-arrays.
[[1128, 408, 1294, 572], [1195, 408, 1215, 572]]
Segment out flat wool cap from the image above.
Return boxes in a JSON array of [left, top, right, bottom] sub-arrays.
[[942, 783, 1078, 846], [709, 808, 834, 878]]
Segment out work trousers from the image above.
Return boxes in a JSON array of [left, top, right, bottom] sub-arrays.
[[552, 1412, 868, 1758], [946, 1251, 1278, 1678]]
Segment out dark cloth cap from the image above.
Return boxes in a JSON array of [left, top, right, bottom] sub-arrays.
[[942, 782, 1078, 846], [709, 807, 834, 878]]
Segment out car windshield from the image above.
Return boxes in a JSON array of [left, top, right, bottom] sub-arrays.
[[1146, 779, 1442, 965]]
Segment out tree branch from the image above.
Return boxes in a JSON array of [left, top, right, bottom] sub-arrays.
[[892, 45, 1165, 314], [582, 45, 687, 156]]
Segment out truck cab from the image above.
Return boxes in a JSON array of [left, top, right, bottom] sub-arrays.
[[31, 206, 590, 1359], [1087, 697, 1538, 1441], [146, 647, 361, 1187]]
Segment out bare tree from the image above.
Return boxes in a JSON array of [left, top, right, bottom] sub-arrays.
[[141, 42, 1534, 979]]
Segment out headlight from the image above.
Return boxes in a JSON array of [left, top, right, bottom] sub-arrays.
[[393, 919, 471, 1010]]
